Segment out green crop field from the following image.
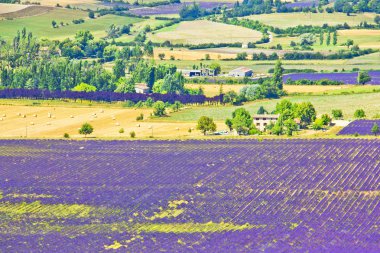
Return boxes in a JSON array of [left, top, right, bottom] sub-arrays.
[[148, 20, 263, 45], [164, 92, 380, 122], [159, 58, 379, 74], [0, 8, 142, 41], [244, 12, 377, 28]]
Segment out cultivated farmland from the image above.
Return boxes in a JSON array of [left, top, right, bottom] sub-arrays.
[[283, 71, 380, 85], [338, 120, 380, 136], [0, 8, 142, 41], [149, 20, 263, 45], [0, 104, 223, 138], [0, 3, 29, 14], [0, 139, 379, 251], [338, 29, 380, 49], [244, 12, 377, 28]]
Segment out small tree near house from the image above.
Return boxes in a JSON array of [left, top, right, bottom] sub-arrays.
[[197, 116, 216, 135]]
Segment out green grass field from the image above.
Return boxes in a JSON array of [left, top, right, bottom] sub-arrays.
[[244, 12, 377, 28], [165, 92, 380, 121], [0, 8, 142, 41]]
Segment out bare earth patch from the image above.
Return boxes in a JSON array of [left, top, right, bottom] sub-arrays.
[[151, 20, 262, 45], [0, 5, 53, 19]]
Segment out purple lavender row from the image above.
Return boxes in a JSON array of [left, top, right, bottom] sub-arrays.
[[129, 2, 233, 16], [0, 139, 380, 251], [283, 71, 380, 85], [338, 120, 380, 135]]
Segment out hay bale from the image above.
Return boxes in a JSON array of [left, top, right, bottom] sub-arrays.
[[115, 122, 120, 126], [70, 115, 74, 118], [30, 122, 34, 125]]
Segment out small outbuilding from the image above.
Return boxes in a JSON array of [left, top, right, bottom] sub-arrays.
[[253, 114, 280, 131], [135, 83, 150, 94], [228, 67, 253, 77]]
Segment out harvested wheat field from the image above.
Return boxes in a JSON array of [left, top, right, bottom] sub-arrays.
[[338, 29, 380, 49], [0, 105, 225, 138], [154, 47, 236, 60], [25, 0, 97, 6], [0, 5, 53, 19], [0, 3, 29, 14], [186, 84, 246, 97], [150, 20, 262, 45]]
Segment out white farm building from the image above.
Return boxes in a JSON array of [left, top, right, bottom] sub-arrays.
[[228, 67, 253, 77]]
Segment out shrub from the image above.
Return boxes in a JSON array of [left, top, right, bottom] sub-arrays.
[[332, 109, 343, 119], [153, 101, 166, 117], [354, 109, 366, 119], [130, 131, 136, 138], [136, 113, 144, 121], [63, 133, 70, 138], [119, 128, 125, 134], [79, 123, 94, 137]]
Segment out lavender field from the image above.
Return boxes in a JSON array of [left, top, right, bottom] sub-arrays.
[[284, 0, 318, 8], [1, 139, 380, 252], [338, 120, 380, 135], [283, 71, 380, 85], [129, 2, 233, 16]]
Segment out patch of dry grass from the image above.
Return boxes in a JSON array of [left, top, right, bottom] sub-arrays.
[[0, 6, 53, 19], [0, 3, 29, 14], [149, 20, 262, 45], [0, 104, 223, 138], [338, 29, 380, 49], [244, 12, 377, 28]]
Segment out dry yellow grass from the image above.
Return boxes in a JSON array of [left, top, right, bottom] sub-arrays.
[[0, 6, 53, 19], [154, 47, 235, 61], [0, 3, 29, 14], [338, 29, 380, 49], [283, 85, 352, 93], [186, 84, 245, 97], [23, 0, 96, 6], [186, 84, 354, 97], [0, 105, 225, 138], [150, 20, 262, 45], [245, 12, 377, 28]]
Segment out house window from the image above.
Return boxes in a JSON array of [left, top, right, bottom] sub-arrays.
[[264, 123, 267, 126], [256, 123, 260, 126]]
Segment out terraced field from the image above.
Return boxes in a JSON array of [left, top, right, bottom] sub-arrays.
[[0, 139, 379, 251]]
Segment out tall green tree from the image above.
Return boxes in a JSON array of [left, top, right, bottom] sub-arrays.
[[197, 116, 217, 135], [332, 31, 338, 45], [230, 108, 252, 135], [272, 59, 283, 90], [113, 59, 126, 80], [319, 32, 324, 45], [357, 71, 371, 84], [326, 32, 331, 45]]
